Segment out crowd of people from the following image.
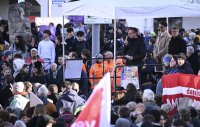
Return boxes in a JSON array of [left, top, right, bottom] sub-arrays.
[[0, 18, 200, 127]]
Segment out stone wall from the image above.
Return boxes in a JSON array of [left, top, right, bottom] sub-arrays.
[[8, 2, 32, 44]]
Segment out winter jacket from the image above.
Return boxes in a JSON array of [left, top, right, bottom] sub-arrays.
[[89, 62, 104, 88], [177, 62, 194, 74], [168, 36, 186, 55], [124, 37, 146, 65], [74, 40, 89, 58], [56, 89, 85, 114]]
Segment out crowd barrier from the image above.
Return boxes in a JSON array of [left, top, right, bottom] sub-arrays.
[[64, 57, 164, 92]]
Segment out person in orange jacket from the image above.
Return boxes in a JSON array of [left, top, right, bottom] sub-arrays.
[[104, 51, 114, 74], [111, 59, 124, 90], [103, 51, 117, 92], [89, 54, 104, 89]]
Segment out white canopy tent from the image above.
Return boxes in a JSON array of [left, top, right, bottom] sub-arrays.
[[62, 0, 200, 19], [61, 0, 200, 87]]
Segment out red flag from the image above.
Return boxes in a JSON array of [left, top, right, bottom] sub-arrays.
[[162, 73, 200, 115], [71, 73, 111, 127]]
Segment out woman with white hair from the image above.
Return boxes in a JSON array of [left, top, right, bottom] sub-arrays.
[[142, 89, 160, 113], [9, 82, 29, 110], [37, 85, 57, 116], [13, 58, 25, 80]]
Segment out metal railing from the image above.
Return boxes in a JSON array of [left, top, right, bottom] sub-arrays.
[[64, 57, 164, 92]]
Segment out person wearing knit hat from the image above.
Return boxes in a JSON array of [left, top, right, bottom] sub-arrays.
[[4, 50, 12, 58], [13, 82, 25, 93], [9, 82, 29, 110], [96, 53, 103, 63], [30, 48, 38, 53], [26, 48, 44, 65], [33, 61, 43, 71], [30, 61, 46, 84], [162, 54, 172, 67], [177, 53, 187, 60], [177, 53, 194, 74]]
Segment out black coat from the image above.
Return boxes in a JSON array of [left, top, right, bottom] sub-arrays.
[[65, 36, 76, 52], [46, 67, 63, 91], [187, 51, 200, 74], [30, 75, 46, 84], [55, 44, 67, 60], [124, 37, 146, 65], [177, 61, 194, 74], [168, 36, 186, 55], [74, 40, 89, 58], [48, 93, 59, 105]]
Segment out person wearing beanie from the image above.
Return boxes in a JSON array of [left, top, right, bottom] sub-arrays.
[[162, 54, 173, 74], [9, 82, 29, 110], [26, 48, 44, 66], [4, 50, 12, 58], [177, 53, 194, 74], [33, 61, 43, 71], [30, 61, 46, 84], [2, 50, 13, 72], [156, 55, 179, 95]]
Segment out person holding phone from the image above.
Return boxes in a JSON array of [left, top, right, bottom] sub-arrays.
[[124, 27, 146, 66]]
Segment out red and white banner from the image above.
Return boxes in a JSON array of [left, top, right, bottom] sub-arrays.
[[71, 73, 111, 127], [162, 73, 200, 109]]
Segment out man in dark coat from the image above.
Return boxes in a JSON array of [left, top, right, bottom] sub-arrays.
[[177, 53, 194, 74], [186, 46, 200, 74], [74, 31, 89, 58], [65, 28, 76, 53], [168, 27, 186, 55], [46, 63, 63, 91], [124, 27, 146, 66]]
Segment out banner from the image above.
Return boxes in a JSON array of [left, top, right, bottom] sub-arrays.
[[30, 92, 43, 107], [65, 60, 83, 79], [121, 66, 139, 89], [71, 73, 111, 127], [162, 73, 200, 110]]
